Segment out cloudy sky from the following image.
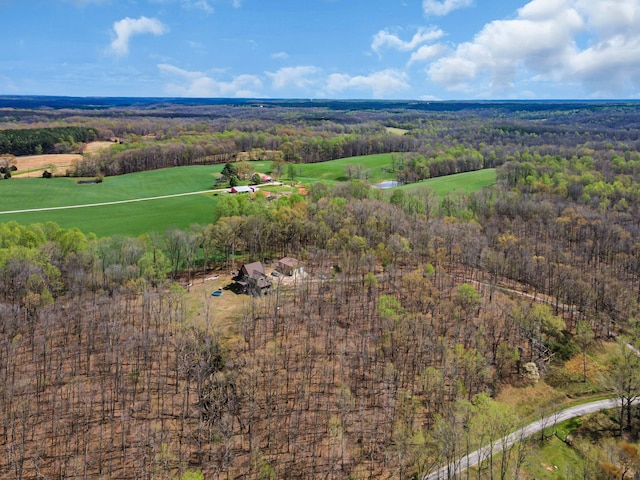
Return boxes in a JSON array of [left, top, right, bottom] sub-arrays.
[[2, 0, 640, 100]]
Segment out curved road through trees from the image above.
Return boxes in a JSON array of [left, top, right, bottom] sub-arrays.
[[423, 398, 628, 480]]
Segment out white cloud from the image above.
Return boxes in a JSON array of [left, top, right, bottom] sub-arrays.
[[231, 0, 242, 7], [408, 44, 447, 65], [426, 0, 640, 96], [271, 52, 289, 60], [158, 63, 262, 97], [570, 35, 640, 93], [423, 0, 473, 16], [191, 0, 213, 13], [325, 69, 409, 98], [576, 0, 640, 36], [266, 66, 323, 90], [419, 94, 443, 101], [371, 27, 444, 54], [110, 17, 169, 56], [264, 66, 409, 98]]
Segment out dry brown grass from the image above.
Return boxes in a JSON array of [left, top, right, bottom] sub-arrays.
[[185, 272, 248, 339], [11, 141, 113, 177], [496, 382, 565, 418], [12, 153, 82, 177], [564, 354, 606, 380], [83, 140, 114, 153]]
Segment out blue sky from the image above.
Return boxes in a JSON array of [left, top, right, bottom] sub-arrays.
[[2, 0, 640, 100]]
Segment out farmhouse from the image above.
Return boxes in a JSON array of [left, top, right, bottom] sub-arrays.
[[230, 186, 256, 194], [235, 261, 272, 296], [275, 257, 303, 276]]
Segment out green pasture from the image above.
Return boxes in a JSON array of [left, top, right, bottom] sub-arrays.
[[0, 165, 224, 237], [294, 153, 395, 185], [0, 156, 496, 237], [385, 127, 409, 136], [0, 165, 224, 211], [2, 193, 219, 238], [398, 168, 497, 195]]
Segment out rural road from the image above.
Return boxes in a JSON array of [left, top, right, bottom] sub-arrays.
[[0, 189, 219, 215], [423, 398, 625, 480], [0, 182, 282, 215]]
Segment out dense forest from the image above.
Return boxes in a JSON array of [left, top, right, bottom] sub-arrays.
[[0, 126, 98, 156], [2, 98, 640, 479]]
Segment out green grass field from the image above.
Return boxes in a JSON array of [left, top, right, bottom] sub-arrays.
[[398, 168, 497, 195], [2, 194, 219, 238], [0, 156, 496, 237], [294, 154, 396, 185], [0, 165, 224, 211], [0, 165, 224, 237]]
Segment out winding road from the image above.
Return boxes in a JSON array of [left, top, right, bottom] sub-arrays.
[[423, 398, 626, 480], [3, 179, 632, 479]]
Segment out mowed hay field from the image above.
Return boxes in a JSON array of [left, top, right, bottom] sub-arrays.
[[11, 141, 114, 177], [13, 154, 82, 177]]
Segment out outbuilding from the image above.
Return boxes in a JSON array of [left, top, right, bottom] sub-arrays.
[[230, 186, 256, 194], [275, 257, 303, 276]]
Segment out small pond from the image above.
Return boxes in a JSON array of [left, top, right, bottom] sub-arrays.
[[372, 180, 402, 189]]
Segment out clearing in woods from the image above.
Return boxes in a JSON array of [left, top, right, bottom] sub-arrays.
[[11, 141, 114, 177]]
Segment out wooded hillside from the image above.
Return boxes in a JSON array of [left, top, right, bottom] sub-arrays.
[[1, 99, 640, 479]]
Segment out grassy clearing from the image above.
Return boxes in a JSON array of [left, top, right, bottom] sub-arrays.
[[184, 274, 250, 341], [522, 435, 584, 479], [385, 127, 409, 136], [398, 168, 497, 195], [294, 153, 395, 185]]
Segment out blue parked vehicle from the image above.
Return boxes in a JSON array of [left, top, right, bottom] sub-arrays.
[[211, 289, 223, 297]]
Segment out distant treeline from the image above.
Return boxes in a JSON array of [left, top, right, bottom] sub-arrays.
[[74, 130, 421, 177], [74, 142, 238, 176], [0, 126, 98, 156], [1, 95, 636, 113]]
